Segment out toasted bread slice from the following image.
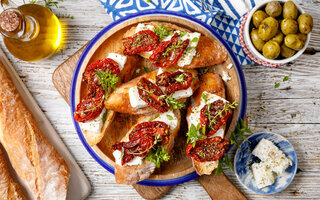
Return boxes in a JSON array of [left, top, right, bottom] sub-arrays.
[[104, 68, 199, 115], [81, 54, 139, 146], [123, 22, 228, 69], [114, 109, 181, 185], [186, 73, 226, 175]]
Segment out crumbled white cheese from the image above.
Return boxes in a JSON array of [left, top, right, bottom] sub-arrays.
[[113, 150, 143, 166], [251, 161, 275, 189], [135, 23, 155, 33], [222, 71, 231, 82], [226, 63, 233, 69], [252, 139, 292, 175], [79, 108, 106, 134], [172, 87, 193, 99], [107, 53, 127, 71], [129, 86, 148, 109], [152, 110, 178, 131], [177, 32, 201, 67]]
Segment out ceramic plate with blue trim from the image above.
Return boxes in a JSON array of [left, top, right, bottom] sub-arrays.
[[234, 132, 297, 194], [70, 10, 247, 186]]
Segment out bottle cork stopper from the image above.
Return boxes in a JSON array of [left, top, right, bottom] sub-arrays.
[[0, 10, 20, 32]]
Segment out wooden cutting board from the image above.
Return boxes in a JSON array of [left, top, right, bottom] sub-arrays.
[[52, 45, 247, 200]]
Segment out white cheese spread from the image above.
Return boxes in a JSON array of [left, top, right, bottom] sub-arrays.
[[129, 86, 148, 109], [222, 71, 231, 82], [79, 108, 106, 134], [107, 53, 127, 71], [177, 32, 201, 67]]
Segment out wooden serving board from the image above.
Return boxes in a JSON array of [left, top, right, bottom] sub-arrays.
[[53, 47, 246, 200]]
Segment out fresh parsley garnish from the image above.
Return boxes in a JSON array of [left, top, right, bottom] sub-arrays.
[[274, 82, 280, 88], [95, 70, 119, 93], [175, 74, 185, 83], [165, 93, 185, 110], [145, 146, 170, 168], [191, 37, 199, 42], [186, 123, 206, 147], [215, 118, 252, 175], [166, 115, 173, 120], [283, 75, 289, 82], [154, 24, 172, 41]]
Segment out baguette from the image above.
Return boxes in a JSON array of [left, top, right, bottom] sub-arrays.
[[113, 109, 181, 184], [0, 61, 69, 200], [0, 148, 26, 200], [105, 68, 199, 115], [186, 73, 226, 175], [123, 22, 228, 69]]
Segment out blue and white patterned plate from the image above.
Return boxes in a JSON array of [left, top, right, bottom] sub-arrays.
[[234, 132, 297, 195]]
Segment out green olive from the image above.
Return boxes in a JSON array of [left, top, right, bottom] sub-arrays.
[[251, 29, 265, 52], [280, 44, 296, 58], [298, 14, 313, 34], [265, 1, 282, 17], [298, 33, 307, 43], [252, 10, 268, 28], [284, 34, 304, 50], [283, 1, 298, 19], [262, 40, 280, 59], [272, 30, 284, 44], [281, 18, 298, 35], [258, 17, 279, 41]]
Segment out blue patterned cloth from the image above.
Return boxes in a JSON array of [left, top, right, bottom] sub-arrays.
[[100, 0, 262, 65]]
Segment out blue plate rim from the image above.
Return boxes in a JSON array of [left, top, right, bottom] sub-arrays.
[[234, 132, 298, 195], [70, 10, 247, 186]]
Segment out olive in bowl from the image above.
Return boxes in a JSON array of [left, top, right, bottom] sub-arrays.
[[242, 0, 313, 66]]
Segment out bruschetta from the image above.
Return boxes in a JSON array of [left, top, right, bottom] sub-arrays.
[[111, 109, 181, 184], [74, 52, 139, 146], [122, 22, 228, 69], [186, 73, 235, 175], [104, 68, 199, 115]]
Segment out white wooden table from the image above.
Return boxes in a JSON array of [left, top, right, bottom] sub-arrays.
[[1, 0, 319, 199]]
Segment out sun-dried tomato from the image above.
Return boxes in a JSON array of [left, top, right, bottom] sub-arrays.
[[74, 86, 105, 123], [186, 136, 229, 162], [137, 77, 170, 113], [156, 71, 192, 95], [112, 121, 170, 165], [83, 58, 120, 88], [200, 100, 232, 136], [123, 30, 159, 55], [149, 32, 189, 68]]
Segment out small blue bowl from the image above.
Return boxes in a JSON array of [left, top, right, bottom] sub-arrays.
[[234, 132, 297, 195]]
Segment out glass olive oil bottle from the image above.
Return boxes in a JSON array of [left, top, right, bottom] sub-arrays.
[[0, 2, 62, 61]]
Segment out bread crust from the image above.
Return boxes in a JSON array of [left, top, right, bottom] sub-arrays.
[[114, 109, 181, 184], [187, 73, 226, 175], [0, 148, 26, 200], [0, 61, 69, 200]]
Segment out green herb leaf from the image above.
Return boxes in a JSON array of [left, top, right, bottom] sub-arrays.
[[175, 74, 185, 83], [206, 101, 238, 130], [179, 31, 187, 37], [191, 37, 199, 42], [274, 82, 280, 88], [145, 146, 170, 168], [186, 123, 206, 147], [198, 68, 209, 76], [283, 75, 289, 82], [154, 24, 172, 41], [144, 67, 150, 73], [166, 115, 173, 120], [201, 93, 208, 102], [95, 70, 119, 93], [165, 93, 185, 110], [102, 112, 107, 123]]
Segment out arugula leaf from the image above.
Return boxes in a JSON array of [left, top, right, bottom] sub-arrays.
[[165, 93, 185, 110], [154, 24, 172, 41], [274, 82, 280, 88], [145, 146, 170, 168], [166, 115, 173, 120], [175, 74, 185, 83], [95, 70, 119, 92], [283, 75, 289, 82], [186, 124, 206, 147]]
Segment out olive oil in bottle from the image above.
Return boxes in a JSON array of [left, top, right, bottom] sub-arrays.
[[0, 3, 62, 61]]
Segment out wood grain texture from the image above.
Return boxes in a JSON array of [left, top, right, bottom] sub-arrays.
[[132, 185, 173, 200], [1, 0, 320, 199]]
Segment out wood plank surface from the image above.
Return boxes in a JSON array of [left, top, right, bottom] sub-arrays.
[[0, 0, 319, 199]]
